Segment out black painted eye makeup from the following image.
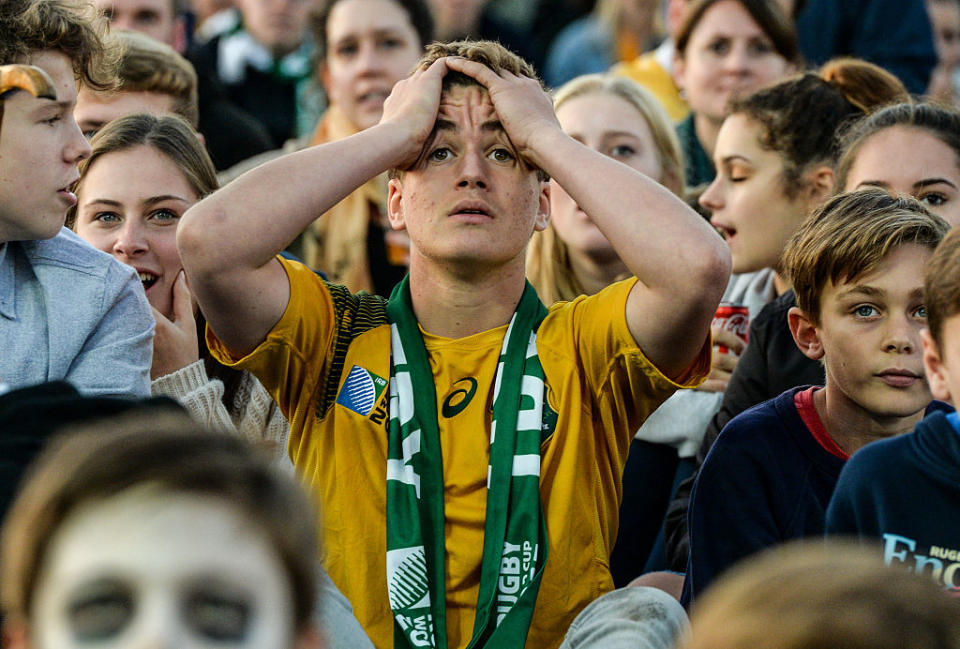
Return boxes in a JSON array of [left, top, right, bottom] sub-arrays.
[[67, 578, 135, 642]]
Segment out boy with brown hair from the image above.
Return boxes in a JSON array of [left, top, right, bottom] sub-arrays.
[[74, 29, 198, 138], [684, 189, 949, 604], [0, 0, 153, 396], [179, 39, 729, 649], [826, 225, 960, 592]]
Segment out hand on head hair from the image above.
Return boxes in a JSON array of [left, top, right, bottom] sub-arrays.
[[379, 58, 449, 170], [150, 271, 199, 380], [443, 57, 560, 168]]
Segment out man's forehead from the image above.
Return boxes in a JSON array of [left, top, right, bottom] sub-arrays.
[[436, 84, 499, 129]]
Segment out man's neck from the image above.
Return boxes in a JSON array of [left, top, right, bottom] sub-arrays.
[[406, 257, 528, 339], [568, 248, 629, 297], [813, 385, 924, 456]]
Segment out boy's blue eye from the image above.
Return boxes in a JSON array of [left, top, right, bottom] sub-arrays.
[[915, 305, 928, 319], [853, 305, 879, 318]]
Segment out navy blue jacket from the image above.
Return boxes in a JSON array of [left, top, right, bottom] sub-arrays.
[[682, 387, 846, 605], [826, 410, 960, 591]]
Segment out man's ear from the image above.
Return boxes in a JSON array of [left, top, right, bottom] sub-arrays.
[[533, 180, 550, 232], [923, 328, 953, 402], [804, 164, 834, 209], [387, 177, 406, 231], [788, 305, 825, 361]]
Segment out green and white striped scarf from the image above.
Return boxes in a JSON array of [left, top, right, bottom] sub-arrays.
[[385, 276, 549, 649]]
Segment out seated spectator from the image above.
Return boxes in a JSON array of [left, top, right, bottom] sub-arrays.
[[69, 114, 289, 458], [74, 29, 198, 138], [524, 72, 686, 583], [559, 586, 688, 649], [544, 0, 661, 88], [0, 0, 153, 396], [673, 0, 798, 188], [679, 541, 960, 649], [0, 413, 323, 649], [683, 189, 948, 603], [794, 0, 937, 95], [188, 0, 321, 149], [826, 226, 960, 592], [177, 38, 728, 649]]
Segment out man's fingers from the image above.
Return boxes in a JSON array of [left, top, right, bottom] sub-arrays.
[[443, 56, 501, 87]]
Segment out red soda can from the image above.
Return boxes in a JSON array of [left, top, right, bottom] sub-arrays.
[[712, 302, 750, 354]]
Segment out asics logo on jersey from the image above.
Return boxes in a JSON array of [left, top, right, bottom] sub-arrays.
[[442, 377, 478, 418]]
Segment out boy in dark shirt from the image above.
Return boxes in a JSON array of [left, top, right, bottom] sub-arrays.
[[684, 189, 949, 604], [826, 225, 960, 593]]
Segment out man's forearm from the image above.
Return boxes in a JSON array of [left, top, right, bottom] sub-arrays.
[[179, 123, 410, 276]]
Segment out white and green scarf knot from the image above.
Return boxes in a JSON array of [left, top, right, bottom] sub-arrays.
[[386, 275, 549, 649]]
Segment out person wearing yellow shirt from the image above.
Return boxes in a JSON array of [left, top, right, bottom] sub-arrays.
[[179, 40, 729, 649]]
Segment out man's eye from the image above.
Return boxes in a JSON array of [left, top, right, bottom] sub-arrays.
[[489, 148, 513, 162], [68, 586, 134, 641], [185, 592, 250, 642], [429, 147, 451, 162]]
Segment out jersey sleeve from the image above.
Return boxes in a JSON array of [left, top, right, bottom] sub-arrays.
[[540, 277, 711, 432]]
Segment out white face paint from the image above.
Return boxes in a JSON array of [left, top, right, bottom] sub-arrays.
[[30, 488, 297, 649]]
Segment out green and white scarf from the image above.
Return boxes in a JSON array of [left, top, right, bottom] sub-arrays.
[[386, 276, 549, 649]]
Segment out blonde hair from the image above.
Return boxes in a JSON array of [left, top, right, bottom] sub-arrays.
[[527, 74, 684, 304], [681, 541, 960, 649]]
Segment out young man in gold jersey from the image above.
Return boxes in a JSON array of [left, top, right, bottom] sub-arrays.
[[179, 40, 730, 649]]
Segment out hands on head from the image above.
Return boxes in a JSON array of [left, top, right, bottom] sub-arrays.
[[379, 56, 560, 172]]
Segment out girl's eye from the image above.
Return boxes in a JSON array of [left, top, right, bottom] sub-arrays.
[[381, 37, 404, 49], [853, 304, 879, 318], [334, 42, 357, 58], [919, 192, 948, 207], [150, 208, 180, 223], [707, 39, 730, 55], [94, 212, 121, 224], [748, 40, 773, 56], [429, 147, 451, 162], [610, 144, 636, 158], [490, 148, 514, 162]]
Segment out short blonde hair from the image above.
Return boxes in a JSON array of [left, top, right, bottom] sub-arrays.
[[681, 541, 960, 649], [781, 189, 948, 325], [107, 30, 199, 128], [527, 74, 684, 304]]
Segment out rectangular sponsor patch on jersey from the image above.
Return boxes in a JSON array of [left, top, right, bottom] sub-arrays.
[[336, 365, 388, 416]]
